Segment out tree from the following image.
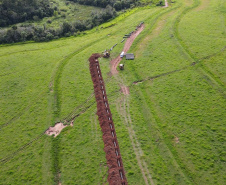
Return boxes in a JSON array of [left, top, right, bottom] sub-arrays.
[[62, 22, 72, 35]]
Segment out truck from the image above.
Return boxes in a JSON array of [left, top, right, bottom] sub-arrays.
[[120, 51, 125, 58]]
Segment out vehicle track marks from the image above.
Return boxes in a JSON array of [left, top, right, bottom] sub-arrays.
[[172, 0, 225, 90], [118, 95, 155, 185], [0, 90, 48, 130], [50, 36, 106, 120]]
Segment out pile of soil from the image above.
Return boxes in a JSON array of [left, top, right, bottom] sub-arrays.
[[89, 53, 128, 185]]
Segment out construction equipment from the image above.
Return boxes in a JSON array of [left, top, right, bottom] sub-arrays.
[[121, 39, 125, 43], [102, 50, 110, 58], [120, 51, 125, 58], [119, 64, 124, 70]]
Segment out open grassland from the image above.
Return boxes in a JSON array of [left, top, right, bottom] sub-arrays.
[[0, 0, 225, 184]]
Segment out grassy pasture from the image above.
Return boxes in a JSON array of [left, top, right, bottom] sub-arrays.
[[0, 0, 225, 184]]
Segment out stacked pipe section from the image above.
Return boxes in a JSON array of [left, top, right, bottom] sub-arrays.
[[89, 54, 128, 185]]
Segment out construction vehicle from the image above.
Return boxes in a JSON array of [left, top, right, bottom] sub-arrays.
[[102, 50, 110, 58], [120, 51, 125, 58], [119, 64, 124, 70]]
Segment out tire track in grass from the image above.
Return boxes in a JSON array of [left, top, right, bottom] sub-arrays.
[[0, 132, 46, 164], [134, 86, 193, 184], [172, 0, 226, 90], [114, 70, 154, 184], [50, 35, 113, 123], [118, 95, 155, 185], [0, 90, 48, 130], [132, 0, 224, 183], [134, 2, 182, 58]]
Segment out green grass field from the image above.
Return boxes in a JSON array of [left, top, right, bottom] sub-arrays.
[[0, 0, 225, 184]]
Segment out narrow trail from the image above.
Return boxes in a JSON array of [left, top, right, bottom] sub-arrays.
[[110, 24, 145, 75], [118, 95, 155, 185], [164, 0, 169, 8]]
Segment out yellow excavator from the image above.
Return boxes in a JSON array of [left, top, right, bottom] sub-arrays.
[[102, 50, 110, 58]]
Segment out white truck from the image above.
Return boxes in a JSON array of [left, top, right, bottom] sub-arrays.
[[120, 51, 125, 58]]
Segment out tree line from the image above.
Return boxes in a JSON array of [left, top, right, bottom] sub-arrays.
[[68, 0, 134, 10], [69, 0, 163, 10]]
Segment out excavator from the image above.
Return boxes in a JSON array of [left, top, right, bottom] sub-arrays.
[[102, 49, 110, 58]]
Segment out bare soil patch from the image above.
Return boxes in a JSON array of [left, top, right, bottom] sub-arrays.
[[174, 136, 180, 144], [121, 86, 130, 95], [45, 121, 74, 137], [110, 24, 145, 75]]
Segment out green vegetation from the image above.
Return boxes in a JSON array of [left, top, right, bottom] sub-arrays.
[[0, 0, 225, 184], [0, 0, 54, 26]]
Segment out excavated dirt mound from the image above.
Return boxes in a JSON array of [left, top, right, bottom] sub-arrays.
[[110, 24, 145, 75], [89, 53, 128, 185]]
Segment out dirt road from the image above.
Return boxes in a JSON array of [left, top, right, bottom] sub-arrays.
[[110, 24, 145, 75], [164, 0, 169, 8]]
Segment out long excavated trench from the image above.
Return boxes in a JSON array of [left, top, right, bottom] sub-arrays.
[[89, 53, 128, 185]]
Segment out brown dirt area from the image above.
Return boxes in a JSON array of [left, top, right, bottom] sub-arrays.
[[45, 121, 74, 137], [120, 86, 130, 95], [174, 136, 180, 144]]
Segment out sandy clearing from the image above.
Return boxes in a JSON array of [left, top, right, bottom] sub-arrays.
[[45, 121, 74, 137]]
